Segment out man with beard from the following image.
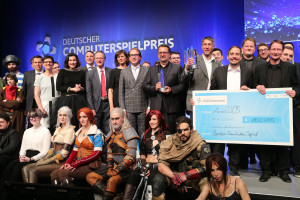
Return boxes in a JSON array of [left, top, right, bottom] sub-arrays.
[[86, 108, 139, 200], [257, 43, 270, 62], [152, 116, 211, 200], [143, 44, 184, 134], [255, 40, 299, 183], [2, 55, 24, 89], [210, 46, 252, 176]]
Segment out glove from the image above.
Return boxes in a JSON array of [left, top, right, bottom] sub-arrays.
[[172, 167, 206, 187]]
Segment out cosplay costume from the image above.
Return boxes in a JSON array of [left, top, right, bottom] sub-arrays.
[[86, 127, 139, 200], [22, 125, 75, 183], [123, 130, 168, 200], [50, 124, 103, 186], [0, 86, 25, 138], [152, 130, 211, 200]]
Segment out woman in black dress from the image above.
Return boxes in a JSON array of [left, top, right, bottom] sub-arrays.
[[54, 53, 88, 129], [108, 50, 129, 111]]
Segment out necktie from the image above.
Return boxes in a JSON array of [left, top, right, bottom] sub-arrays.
[[101, 69, 106, 98]]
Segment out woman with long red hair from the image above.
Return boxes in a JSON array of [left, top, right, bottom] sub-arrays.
[[123, 110, 169, 200], [50, 107, 104, 186]]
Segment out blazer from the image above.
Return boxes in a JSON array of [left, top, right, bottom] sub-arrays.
[[255, 60, 300, 99], [143, 62, 184, 113], [23, 70, 38, 111], [240, 56, 266, 76], [86, 67, 112, 112], [210, 64, 253, 90], [0, 128, 20, 157], [119, 65, 149, 113], [181, 55, 221, 111]]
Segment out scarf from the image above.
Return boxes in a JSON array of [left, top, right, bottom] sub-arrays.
[[5, 85, 18, 100], [159, 130, 204, 162]]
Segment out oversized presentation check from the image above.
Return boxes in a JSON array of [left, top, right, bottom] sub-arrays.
[[193, 88, 293, 146]]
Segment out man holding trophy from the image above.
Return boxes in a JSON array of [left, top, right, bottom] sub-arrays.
[[143, 44, 184, 134]]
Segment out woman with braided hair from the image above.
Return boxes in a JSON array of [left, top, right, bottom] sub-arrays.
[[22, 106, 75, 183], [50, 107, 104, 186]]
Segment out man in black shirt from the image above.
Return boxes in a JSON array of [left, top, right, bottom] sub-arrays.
[[255, 40, 299, 183], [143, 44, 184, 134]]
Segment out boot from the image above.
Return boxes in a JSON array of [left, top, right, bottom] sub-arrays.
[[152, 193, 165, 200], [123, 184, 137, 200], [103, 191, 115, 200], [93, 180, 107, 195]]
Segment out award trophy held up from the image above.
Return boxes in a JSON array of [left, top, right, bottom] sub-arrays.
[[184, 46, 198, 70], [158, 70, 166, 92]]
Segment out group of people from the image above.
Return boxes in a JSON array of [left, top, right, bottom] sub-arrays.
[[0, 35, 299, 199]]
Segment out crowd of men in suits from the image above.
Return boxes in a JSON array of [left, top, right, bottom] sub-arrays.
[[1, 36, 300, 185]]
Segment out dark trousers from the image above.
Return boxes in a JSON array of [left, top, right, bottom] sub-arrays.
[[95, 101, 110, 136], [0, 155, 18, 177], [127, 112, 146, 137], [161, 106, 181, 135], [209, 143, 225, 156], [257, 145, 290, 174], [291, 107, 300, 167], [228, 144, 245, 171], [1, 159, 35, 182]]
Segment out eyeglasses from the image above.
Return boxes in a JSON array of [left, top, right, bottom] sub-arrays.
[[43, 61, 53, 64], [129, 54, 140, 57], [158, 52, 170, 55], [258, 49, 269, 53], [177, 127, 190, 134], [29, 116, 39, 119]]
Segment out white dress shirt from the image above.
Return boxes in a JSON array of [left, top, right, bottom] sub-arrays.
[[227, 65, 241, 90]]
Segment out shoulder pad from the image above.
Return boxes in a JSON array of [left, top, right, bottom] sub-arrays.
[[123, 127, 140, 141], [199, 143, 211, 160]]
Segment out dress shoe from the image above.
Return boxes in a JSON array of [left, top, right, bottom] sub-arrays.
[[230, 170, 240, 176], [279, 173, 292, 183], [294, 166, 300, 178], [259, 173, 271, 182]]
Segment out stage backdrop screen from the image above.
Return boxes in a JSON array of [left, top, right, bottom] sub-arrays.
[[1, 0, 244, 74]]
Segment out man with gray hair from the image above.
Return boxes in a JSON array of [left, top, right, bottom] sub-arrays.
[[86, 108, 139, 200]]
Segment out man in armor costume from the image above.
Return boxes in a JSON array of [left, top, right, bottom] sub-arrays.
[[152, 116, 211, 200], [86, 107, 139, 200]]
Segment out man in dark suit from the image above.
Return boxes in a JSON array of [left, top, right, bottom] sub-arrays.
[[143, 44, 184, 134], [86, 51, 111, 135], [210, 46, 252, 176], [80, 51, 95, 72], [119, 48, 149, 137], [294, 62, 300, 177], [241, 37, 267, 78], [23, 55, 43, 127], [255, 40, 300, 183], [240, 37, 266, 167]]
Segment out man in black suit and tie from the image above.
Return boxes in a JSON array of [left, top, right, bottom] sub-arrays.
[[255, 40, 300, 183], [80, 51, 95, 72], [119, 48, 149, 137], [143, 44, 184, 134], [210, 46, 252, 176], [86, 51, 111, 135], [23, 55, 43, 128]]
